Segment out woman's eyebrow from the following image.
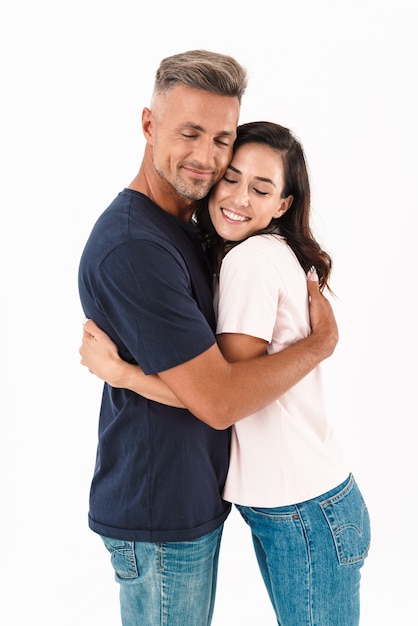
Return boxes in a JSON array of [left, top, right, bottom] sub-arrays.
[[227, 163, 276, 187]]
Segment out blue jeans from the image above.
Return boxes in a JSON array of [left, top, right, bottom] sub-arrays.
[[236, 474, 371, 626], [101, 525, 223, 625]]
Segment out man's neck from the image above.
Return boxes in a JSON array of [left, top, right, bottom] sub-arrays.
[[128, 165, 197, 223]]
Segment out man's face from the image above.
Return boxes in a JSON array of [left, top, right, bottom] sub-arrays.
[[146, 85, 240, 201]]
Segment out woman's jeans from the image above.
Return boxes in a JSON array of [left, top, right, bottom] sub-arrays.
[[236, 474, 371, 626], [101, 525, 223, 626]]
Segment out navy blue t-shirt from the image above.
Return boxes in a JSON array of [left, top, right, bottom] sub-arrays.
[[78, 189, 231, 541]]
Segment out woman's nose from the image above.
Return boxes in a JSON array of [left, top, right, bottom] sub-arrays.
[[231, 185, 250, 208]]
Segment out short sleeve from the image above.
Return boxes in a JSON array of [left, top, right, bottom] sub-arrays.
[[216, 237, 282, 342], [98, 238, 216, 374]]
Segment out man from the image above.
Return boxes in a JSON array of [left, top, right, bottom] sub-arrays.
[[78, 50, 338, 625]]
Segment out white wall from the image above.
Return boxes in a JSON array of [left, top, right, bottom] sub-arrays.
[[2, 1, 417, 624]]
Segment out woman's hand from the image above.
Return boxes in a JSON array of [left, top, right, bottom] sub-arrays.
[[79, 319, 185, 407], [80, 319, 128, 387]]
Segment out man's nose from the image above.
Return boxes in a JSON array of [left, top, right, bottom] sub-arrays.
[[192, 137, 216, 167]]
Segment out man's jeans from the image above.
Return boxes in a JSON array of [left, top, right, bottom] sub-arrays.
[[236, 474, 371, 626], [101, 525, 223, 626]]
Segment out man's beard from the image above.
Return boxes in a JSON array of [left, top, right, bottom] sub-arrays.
[[173, 175, 213, 200], [156, 165, 215, 201]]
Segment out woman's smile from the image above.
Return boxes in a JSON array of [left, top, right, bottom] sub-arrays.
[[221, 208, 250, 222]]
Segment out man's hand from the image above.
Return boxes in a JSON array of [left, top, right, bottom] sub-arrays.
[[307, 268, 339, 358]]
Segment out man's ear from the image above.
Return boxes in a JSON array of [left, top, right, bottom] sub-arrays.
[[142, 107, 154, 143], [274, 195, 293, 218]]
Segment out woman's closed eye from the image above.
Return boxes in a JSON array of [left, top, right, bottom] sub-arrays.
[[223, 175, 239, 185], [222, 175, 271, 196]]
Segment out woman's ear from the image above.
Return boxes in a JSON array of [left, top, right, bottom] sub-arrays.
[[274, 195, 293, 218]]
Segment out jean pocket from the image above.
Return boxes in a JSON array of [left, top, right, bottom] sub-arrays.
[[101, 536, 139, 579], [320, 475, 371, 565]]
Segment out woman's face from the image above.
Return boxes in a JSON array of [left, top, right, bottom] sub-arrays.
[[208, 142, 292, 242]]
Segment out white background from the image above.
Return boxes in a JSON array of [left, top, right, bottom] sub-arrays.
[[1, 1, 417, 624]]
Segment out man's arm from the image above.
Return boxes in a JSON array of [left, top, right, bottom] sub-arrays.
[[81, 271, 337, 429], [159, 271, 337, 428]]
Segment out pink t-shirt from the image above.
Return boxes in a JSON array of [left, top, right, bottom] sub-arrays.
[[216, 234, 349, 507]]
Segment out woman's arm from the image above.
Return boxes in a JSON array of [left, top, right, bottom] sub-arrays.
[[216, 333, 268, 361], [80, 319, 185, 408], [80, 322, 267, 406], [80, 272, 337, 428]]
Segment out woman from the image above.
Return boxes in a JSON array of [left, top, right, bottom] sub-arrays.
[[80, 121, 371, 625]]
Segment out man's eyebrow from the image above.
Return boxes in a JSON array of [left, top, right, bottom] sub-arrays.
[[181, 123, 235, 137], [227, 163, 276, 186]]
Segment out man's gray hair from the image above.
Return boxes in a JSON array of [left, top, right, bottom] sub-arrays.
[[152, 49, 248, 103]]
